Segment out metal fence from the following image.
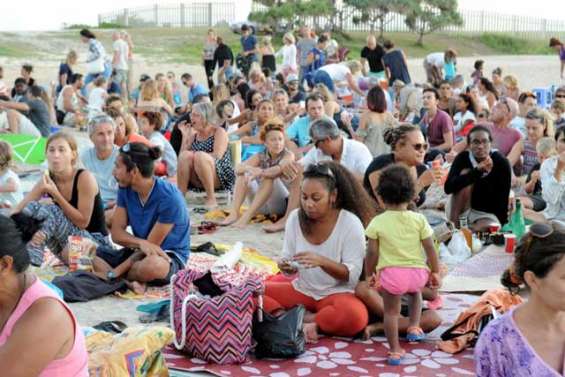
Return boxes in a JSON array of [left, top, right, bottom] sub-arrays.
[[251, 2, 565, 39], [98, 2, 236, 28], [98, 2, 565, 39]]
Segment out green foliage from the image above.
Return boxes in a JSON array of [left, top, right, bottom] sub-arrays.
[[250, 0, 336, 33], [64, 24, 94, 30], [478, 33, 553, 55], [344, 0, 407, 38], [404, 0, 463, 45]]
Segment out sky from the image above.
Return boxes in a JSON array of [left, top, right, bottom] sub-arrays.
[[1, 0, 564, 31]]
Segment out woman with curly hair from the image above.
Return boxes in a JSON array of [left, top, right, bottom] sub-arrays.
[[475, 222, 565, 376], [264, 161, 376, 343]]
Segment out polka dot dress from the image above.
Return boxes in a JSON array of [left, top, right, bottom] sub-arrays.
[[191, 135, 235, 192]]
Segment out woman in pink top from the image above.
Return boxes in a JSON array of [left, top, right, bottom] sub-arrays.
[[0, 215, 88, 376]]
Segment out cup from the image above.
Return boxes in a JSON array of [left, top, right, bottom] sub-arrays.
[[504, 234, 516, 253], [489, 224, 501, 234]]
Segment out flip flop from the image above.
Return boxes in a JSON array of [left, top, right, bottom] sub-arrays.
[[387, 350, 405, 366], [93, 320, 127, 334], [406, 326, 426, 342]]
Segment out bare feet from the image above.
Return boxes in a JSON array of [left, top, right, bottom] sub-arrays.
[[232, 218, 249, 229], [303, 322, 319, 344], [362, 322, 385, 340], [204, 199, 218, 208], [125, 280, 146, 295], [219, 212, 240, 226], [303, 311, 316, 323], [263, 217, 286, 233]]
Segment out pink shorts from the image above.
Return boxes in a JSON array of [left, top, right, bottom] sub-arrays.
[[379, 267, 429, 295]]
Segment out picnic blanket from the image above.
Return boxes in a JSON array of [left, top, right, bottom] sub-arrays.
[[164, 294, 479, 376], [441, 244, 514, 293]]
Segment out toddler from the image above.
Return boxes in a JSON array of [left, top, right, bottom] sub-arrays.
[[0, 141, 23, 210], [365, 164, 441, 365]]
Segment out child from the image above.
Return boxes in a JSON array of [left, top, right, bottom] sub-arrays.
[[88, 76, 108, 116], [365, 164, 441, 365], [260, 36, 276, 75], [550, 100, 565, 129], [138, 111, 177, 178], [521, 137, 556, 211], [471, 59, 484, 86], [0, 141, 23, 210]]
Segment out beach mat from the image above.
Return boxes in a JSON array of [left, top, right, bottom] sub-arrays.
[[164, 293, 479, 376], [164, 336, 475, 377], [441, 244, 513, 293]]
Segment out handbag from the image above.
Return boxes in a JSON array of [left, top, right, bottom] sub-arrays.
[[170, 268, 263, 364], [253, 304, 306, 359], [87, 58, 105, 75]]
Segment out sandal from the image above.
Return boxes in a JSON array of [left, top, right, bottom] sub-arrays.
[[197, 221, 217, 234], [406, 326, 426, 342], [387, 350, 405, 366], [93, 320, 127, 334]]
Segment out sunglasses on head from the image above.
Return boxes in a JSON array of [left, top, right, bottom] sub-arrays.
[[521, 222, 555, 255], [308, 162, 335, 180]]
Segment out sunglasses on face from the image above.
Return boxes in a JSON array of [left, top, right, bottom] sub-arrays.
[[556, 94, 565, 99], [412, 143, 428, 151], [314, 138, 327, 148]]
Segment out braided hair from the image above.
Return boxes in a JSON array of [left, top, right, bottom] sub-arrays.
[[382, 124, 421, 151]]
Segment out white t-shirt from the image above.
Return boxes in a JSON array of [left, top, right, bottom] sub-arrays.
[[88, 87, 107, 113], [282, 209, 365, 300], [301, 137, 372, 177], [276, 44, 297, 70], [0, 169, 23, 207], [426, 52, 444, 67], [113, 39, 129, 71], [453, 110, 476, 133], [319, 64, 350, 82], [0, 111, 41, 137]]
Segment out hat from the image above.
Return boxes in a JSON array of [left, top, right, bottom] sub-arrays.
[[287, 74, 299, 83]]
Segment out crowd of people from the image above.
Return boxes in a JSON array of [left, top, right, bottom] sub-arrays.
[[0, 25, 564, 374]]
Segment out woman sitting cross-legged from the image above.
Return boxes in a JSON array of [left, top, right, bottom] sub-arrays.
[[263, 161, 377, 343], [220, 119, 295, 228], [11, 132, 110, 266], [176, 102, 235, 207]]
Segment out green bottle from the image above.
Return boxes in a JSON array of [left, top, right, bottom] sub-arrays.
[[502, 199, 526, 240]]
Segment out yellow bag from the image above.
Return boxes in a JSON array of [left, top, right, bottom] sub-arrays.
[[87, 326, 174, 377]]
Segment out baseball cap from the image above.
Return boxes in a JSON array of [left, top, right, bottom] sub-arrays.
[[287, 74, 299, 83]]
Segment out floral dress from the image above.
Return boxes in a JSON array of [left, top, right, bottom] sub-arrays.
[[475, 307, 562, 377], [191, 134, 235, 191]]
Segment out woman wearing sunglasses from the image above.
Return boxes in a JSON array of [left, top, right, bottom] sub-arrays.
[[263, 161, 376, 343], [444, 125, 512, 231], [364, 124, 435, 208], [475, 222, 565, 376]]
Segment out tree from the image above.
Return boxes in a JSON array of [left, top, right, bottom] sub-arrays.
[[344, 0, 407, 40], [249, 0, 336, 34], [404, 0, 463, 45]]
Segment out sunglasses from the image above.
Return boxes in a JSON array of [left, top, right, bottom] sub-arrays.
[[314, 138, 327, 148], [308, 162, 335, 180], [526, 110, 545, 122], [412, 143, 428, 151], [556, 94, 565, 99], [521, 222, 554, 256]]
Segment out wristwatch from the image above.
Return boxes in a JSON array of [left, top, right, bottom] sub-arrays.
[[107, 271, 116, 281]]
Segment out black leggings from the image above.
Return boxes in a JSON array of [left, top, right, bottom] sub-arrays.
[[204, 60, 215, 90]]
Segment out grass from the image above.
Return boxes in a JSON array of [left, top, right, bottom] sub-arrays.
[[0, 27, 554, 64], [477, 33, 553, 55]]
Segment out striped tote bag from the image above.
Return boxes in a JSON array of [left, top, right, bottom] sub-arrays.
[[170, 269, 263, 364]]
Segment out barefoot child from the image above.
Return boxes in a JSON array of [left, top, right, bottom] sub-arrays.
[[365, 164, 441, 365], [0, 141, 23, 211]]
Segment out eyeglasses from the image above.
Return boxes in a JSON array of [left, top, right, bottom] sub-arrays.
[[412, 143, 428, 151], [556, 94, 565, 99], [314, 138, 327, 148], [470, 139, 491, 146]]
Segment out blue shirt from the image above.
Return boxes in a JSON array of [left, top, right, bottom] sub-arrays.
[[307, 47, 325, 73], [240, 34, 257, 52], [117, 178, 190, 262], [286, 115, 313, 147], [188, 83, 209, 104]]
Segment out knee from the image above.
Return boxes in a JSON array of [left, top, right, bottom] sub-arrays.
[[179, 151, 195, 164], [194, 151, 212, 166], [354, 281, 370, 302], [422, 311, 442, 333], [344, 300, 369, 335], [131, 255, 169, 281]]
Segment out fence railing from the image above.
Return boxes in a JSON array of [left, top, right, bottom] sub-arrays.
[[250, 2, 565, 39], [98, 2, 565, 39], [98, 2, 236, 28]]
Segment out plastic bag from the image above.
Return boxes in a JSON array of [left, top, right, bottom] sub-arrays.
[[67, 236, 96, 272], [441, 231, 472, 267], [253, 305, 306, 359]]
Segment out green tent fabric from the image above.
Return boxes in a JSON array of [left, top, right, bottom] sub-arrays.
[[0, 134, 46, 165]]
